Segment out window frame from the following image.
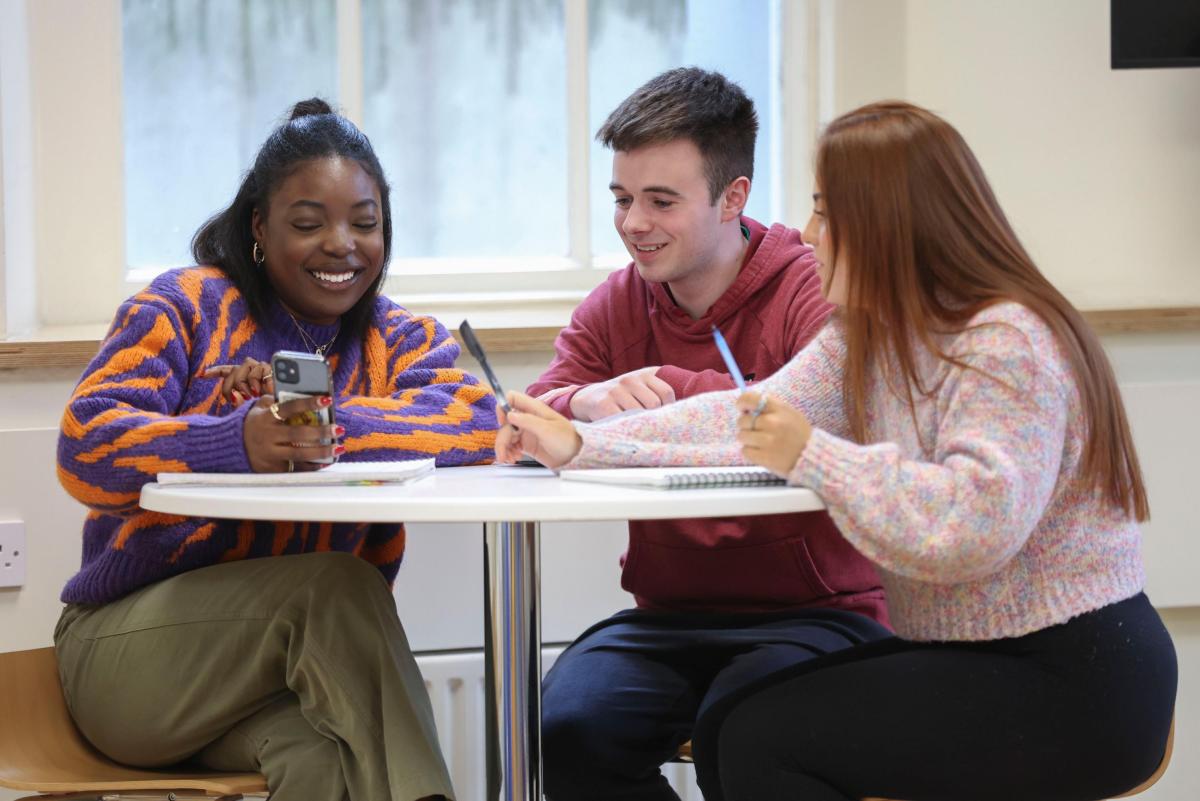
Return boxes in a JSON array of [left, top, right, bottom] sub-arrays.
[[1, 0, 50, 339], [5, 0, 825, 333]]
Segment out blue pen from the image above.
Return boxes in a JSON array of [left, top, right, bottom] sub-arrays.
[[711, 326, 747, 391]]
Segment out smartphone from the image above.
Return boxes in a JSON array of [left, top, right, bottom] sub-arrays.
[[271, 350, 336, 464]]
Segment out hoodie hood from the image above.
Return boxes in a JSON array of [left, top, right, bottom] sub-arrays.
[[646, 217, 815, 339]]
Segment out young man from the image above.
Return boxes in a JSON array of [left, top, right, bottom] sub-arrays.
[[530, 68, 892, 801]]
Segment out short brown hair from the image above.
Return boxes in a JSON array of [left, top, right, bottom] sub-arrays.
[[596, 67, 757, 204]]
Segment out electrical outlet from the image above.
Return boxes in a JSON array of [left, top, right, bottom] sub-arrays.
[[0, 520, 26, 588]]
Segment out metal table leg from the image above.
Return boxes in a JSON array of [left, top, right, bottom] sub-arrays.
[[483, 521, 542, 801]]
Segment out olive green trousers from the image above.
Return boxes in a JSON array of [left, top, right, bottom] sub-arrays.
[[54, 551, 454, 801]]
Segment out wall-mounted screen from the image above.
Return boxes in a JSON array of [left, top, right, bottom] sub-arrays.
[[1112, 0, 1200, 69]]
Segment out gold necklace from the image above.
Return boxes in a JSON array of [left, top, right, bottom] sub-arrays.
[[286, 312, 340, 357]]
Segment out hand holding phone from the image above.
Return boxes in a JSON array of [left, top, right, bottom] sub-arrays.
[[272, 351, 335, 420], [251, 350, 339, 468]]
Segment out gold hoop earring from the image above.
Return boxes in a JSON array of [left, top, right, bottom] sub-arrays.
[[252, 242, 265, 265]]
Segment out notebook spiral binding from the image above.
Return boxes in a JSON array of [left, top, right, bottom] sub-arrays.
[[664, 470, 787, 489]]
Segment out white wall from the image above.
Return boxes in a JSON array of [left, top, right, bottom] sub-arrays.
[[828, 0, 1200, 310], [915, 1, 1200, 308]]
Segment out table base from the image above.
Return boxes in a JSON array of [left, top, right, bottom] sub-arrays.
[[484, 520, 542, 801]]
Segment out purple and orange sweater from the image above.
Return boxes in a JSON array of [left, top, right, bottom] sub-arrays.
[[58, 266, 498, 605]]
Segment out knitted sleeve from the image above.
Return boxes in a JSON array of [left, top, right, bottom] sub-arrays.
[[337, 307, 498, 465], [791, 319, 1069, 584], [57, 298, 252, 516], [567, 322, 850, 469]]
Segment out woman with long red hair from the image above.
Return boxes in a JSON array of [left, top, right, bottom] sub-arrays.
[[495, 101, 1176, 800]]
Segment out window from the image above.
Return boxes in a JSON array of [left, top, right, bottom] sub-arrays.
[[587, 0, 777, 263], [124, 0, 785, 275], [362, 0, 570, 262], [123, 0, 339, 275], [0, 0, 35, 339], [7, 0, 821, 329]]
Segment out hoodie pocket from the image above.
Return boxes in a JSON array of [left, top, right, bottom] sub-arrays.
[[622, 534, 836, 609]]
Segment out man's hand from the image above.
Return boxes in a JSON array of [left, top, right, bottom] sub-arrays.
[[569, 366, 676, 422]]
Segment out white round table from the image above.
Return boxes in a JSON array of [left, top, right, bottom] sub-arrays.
[[141, 464, 825, 801]]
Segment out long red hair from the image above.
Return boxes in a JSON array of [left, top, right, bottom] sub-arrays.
[[817, 101, 1148, 521]]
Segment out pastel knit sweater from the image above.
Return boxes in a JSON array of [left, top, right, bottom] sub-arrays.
[[567, 302, 1145, 641], [58, 266, 498, 605]]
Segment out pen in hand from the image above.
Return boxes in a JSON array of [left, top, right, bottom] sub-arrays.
[[711, 325, 747, 391], [458, 320, 509, 413], [459, 319, 521, 435], [714, 325, 771, 433]]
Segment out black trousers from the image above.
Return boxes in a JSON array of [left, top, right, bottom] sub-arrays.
[[541, 607, 891, 801], [692, 593, 1177, 801]]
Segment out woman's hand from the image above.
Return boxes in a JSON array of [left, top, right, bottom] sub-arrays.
[[495, 391, 583, 469], [205, 358, 276, 404], [243, 394, 345, 473], [735, 391, 813, 476]]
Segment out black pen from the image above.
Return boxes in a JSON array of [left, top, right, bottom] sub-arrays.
[[458, 320, 511, 414]]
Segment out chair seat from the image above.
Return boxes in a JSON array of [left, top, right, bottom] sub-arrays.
[[0, 647, 269, 798]]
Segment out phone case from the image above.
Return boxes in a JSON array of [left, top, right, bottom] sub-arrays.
[[272, 351, 336, 464]]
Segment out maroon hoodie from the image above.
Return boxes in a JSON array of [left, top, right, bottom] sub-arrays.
[[529, 218, 888, 623]]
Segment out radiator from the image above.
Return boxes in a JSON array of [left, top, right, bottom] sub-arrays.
[[418, 647, 702, 800]]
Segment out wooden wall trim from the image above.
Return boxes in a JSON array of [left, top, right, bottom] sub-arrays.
[[0, 340, 104, 370], [3, 307, 1200, 371], [1081, 307, 1200, 335], [0, 326, 562, 370]]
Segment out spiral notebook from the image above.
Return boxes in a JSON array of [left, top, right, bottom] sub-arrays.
[[156, 458, 435, 488], [558, 465, 786, 490]]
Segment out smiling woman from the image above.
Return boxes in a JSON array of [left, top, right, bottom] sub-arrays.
[[251, 157, 385, 327], [51, 99, 498, 801], [191, 98, 395, 346]]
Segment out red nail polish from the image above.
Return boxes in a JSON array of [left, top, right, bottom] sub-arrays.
[[319, 395, 333, 407], [335, 445, 347, 455], [335, 425, 346, 436]]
